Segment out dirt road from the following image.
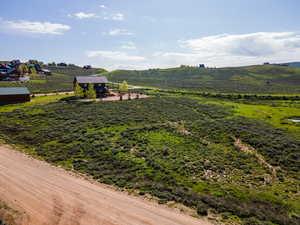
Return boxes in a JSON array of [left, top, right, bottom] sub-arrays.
[[33, 91, 74, 97], [0, 145, 213, 225]]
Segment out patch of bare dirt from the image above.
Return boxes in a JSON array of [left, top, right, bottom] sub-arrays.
[[0, 145, 213, 225], [167, 121, 192, 135]]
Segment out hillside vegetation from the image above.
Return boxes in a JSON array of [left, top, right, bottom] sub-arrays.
[[0, 67, 107, 93], [107, 65, 300, 94], [0, 96, 299, 225]]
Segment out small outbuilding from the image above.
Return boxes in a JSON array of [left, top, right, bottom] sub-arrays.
[[0, 87, 31, 103], [74, 76, 109, 97]]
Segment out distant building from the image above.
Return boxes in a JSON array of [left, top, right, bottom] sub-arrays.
[[74, 76, 109, 97], [264, 62, 270, 65], [57, 63, 67, 67], [0, 64, 16, 79], [199, 64, 205, 68], [0, 87, 30, 103], [41, 69, 52, 75], [83, 65, 92, 69]]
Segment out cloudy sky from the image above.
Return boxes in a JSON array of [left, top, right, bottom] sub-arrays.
[[1, 0, 300, 70]]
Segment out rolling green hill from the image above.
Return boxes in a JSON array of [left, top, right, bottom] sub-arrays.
[[45, 66, 107, 76], [107, 65, 300, 94]]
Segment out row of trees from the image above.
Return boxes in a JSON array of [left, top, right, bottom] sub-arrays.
[[74, 83, 96, 99]]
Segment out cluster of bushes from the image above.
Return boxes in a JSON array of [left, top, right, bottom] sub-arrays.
[[189, 117, 300, 174], [0, 97, 299, 224]]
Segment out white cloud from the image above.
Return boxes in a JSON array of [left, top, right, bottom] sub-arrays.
[[180, 32, 300, 57], [0, 19, 70, 35], [68, 12, 98, 19], [99, 5, 107, 9], [86, 50, 145, 61], [103, 13, 124, 21], [86, 31, 300, 70], [156, 32, 300, 67], [69, 12, 124, 21], [121, 42, 137, 50], [106, 28, 133, 36]]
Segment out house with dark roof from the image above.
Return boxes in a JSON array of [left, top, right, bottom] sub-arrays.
[[83, 65, 92, 69], [0, 87, 30, 103], [0, 64, 16, 78], [74, 76, 110, 97], [57, 63, 67, 67]]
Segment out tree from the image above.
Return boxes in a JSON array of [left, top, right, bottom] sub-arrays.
[[119, 81, 129, 101], [74, 83, 84, 98], [48, 62, 56, 66], [86, 84, 96, 99], [29, 66, 37, 74], [23, 64, 29, 74], [16, 65, 23, 75], [119, 81, 129, 93]]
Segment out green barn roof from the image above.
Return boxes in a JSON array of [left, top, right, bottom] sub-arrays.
[[0, 87, 30, 95]]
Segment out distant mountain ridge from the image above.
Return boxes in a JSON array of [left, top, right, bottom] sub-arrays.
[[284, 62, 300, 68], [269, 62, 300, 68]]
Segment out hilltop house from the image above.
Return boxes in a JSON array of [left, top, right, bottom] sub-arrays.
[[0, 60, 20, 80], [83, 65, 92, 69], [0, 87, 30, 103], [57, 63, 67, 67], [0, 64, 16, 76], [74, 76, 109, 97]]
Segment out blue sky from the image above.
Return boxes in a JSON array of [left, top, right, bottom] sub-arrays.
[[0, 0, 300, 70]]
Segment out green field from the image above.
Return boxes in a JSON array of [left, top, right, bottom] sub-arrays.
[[107, 65, 300, 94], [0, 94, 299, 225]]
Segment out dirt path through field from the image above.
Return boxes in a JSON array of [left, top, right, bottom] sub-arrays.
[[0, 145, 213, 225], [233, 138, 277, 180]]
